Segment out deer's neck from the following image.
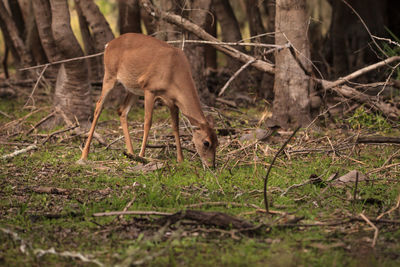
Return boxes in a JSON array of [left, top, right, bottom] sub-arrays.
[[175, 87, 208, 128]]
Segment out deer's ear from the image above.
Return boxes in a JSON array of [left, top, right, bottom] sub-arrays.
[[206, 115, 215, 128]]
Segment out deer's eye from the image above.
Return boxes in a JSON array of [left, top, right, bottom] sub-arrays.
[[203, 141, 210, 148]]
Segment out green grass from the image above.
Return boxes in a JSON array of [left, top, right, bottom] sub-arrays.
[[1, 97, 400, 266]]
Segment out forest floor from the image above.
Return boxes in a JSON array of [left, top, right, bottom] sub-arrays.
[[0, 87, 400, 266]]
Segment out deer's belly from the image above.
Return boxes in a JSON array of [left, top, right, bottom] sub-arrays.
[[117, 74, 144, 96]]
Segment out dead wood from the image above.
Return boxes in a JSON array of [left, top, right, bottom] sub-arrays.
[[139, 0, 274, 75], [322, 83, 399, 119], [357, 136, 400, 144], [157, 210, 254, 230], [1, 144, 37, 160]]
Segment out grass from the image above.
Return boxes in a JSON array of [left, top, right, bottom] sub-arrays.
[[1, 96, 400, 266]]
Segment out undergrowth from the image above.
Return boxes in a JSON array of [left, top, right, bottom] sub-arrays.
[[1, 97, 399, 266]]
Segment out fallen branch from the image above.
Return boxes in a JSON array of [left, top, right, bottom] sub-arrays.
[[1, 144, 37, 160], [324, 84, 399, 118], [357, 136, 400, 144], [280, 175, 323, 197], [157, 210, 254, 230], [92, 210, 173, 217], [185, 201, 260, 209], [139, 0, 274, 74], [319, 56, 400, 91], [218, 59, 256, 97], [359, 213, 379, 247], [34, 247, 103, 267], [376, 193, 400, 220]]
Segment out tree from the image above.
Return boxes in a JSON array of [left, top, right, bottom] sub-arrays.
[[49, 0, 92, 127], [118, 0, 142, 34], [268, 0, 312, 128], [0, 0, 34, 75]]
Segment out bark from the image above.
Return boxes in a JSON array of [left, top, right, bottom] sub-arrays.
[[184, 0, 214, 105], [139, 0, 275, 74], [212, 0, 243, 46], [118, 0, 142, 34], [245, 0, 274, 99], [32, 0, 61, 62], [269, 0, 312, 128], [0, 1, 34, 70], [204, 10, 217, 70], [7, 0, 25, 39], [74, 0, 114, 53], [25, 1, 47, 66], [49, 0, 92, 127], [140, 6, 157, 35], [32, 0, 60, 80], [212, 0, 248, 94], [75, 0, 101, 83], [75, 0, 114, 81], [157, 0, 184, 41]]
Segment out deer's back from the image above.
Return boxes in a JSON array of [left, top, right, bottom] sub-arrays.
[[104, 33, 192, 95]]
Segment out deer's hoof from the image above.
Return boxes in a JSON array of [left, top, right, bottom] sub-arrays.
[[76, 158, 88, 165]]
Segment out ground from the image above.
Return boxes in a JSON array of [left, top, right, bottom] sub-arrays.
[[0, 90, 399, 266]]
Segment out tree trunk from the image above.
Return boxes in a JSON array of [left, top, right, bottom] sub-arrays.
[[157, 0, 184, 41], [0, 1, 34, 73], [184, 0, 214, 105], [75, 0, 101, 83], [74, 0, 114, 53], [245, 0, 274, 99], [49, 0, 92, 127], [212, 0, 248, 95], [25, 4, 47, 66], [7, 0, 25, 39], [268, 0, 312, 128], [118, 0, 142, 34], [204, 10, 217, 70], [330, 0, 387, 79], [32, 0, 61, 80]]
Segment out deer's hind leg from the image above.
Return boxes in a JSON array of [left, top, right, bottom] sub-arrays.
[[118, 92, 137, 155]]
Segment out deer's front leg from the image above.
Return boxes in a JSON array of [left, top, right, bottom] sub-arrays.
[[170, 105, 184, 162], [139, 91, 155, 158]]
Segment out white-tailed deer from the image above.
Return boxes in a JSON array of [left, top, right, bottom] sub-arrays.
[[79, 33, 218, 167]]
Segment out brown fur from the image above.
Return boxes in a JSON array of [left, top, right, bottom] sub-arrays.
[[79, 33, 218, 167]]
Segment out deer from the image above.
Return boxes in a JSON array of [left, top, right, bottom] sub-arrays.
[[78, 33, 218, 168]]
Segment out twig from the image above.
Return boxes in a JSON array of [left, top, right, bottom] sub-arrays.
[[19, 52, 104, 71], [376, 193, 400, 220], [41, 124, 79, 144], [319, 56, 400, 90], [359, 213, 379, 247], [23, 64, 49, 108], [357, 136, 400, 144], [26, 110, 56, 135], [341, 0, 388, 58], [280, 176, 322, 197], [167, 39, 286, 49], [92, 210, 173, 217], [185, 201, 260, 209], [366, 162, 400, 175], [0, 109, 12, 118], [1, 144, 37, 160], [0, 227, 29, 254], [264, 127, 301, 214], [353, 171, 359, 202], [34, 247, 103, 267], [218, 59, 256, 97]]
